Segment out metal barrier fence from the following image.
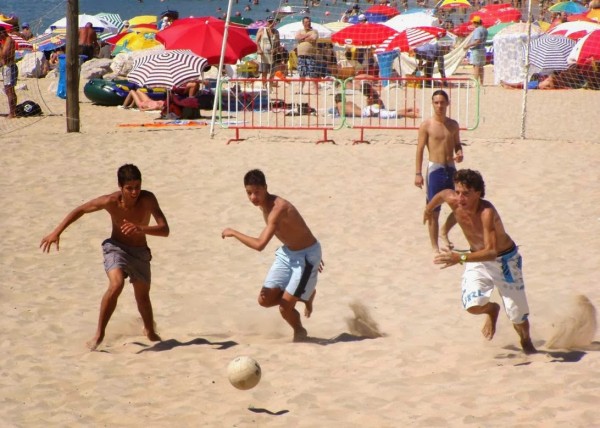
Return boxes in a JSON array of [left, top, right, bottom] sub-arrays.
[[216, 76, 479, 145]]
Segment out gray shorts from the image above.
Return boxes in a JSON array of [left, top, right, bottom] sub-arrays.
[[102, 238, 152, 284], [2, 64, 18, 87]]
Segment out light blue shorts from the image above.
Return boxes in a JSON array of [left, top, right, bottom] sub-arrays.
[[263, 241, 321, 301], [461, 244, 530, 324], [469, 49, 486, 67]]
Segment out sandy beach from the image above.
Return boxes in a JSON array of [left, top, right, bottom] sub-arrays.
[[1, 69, 600, 427]]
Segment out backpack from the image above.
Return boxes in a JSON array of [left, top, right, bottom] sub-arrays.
[[15, 100, 42, 117]]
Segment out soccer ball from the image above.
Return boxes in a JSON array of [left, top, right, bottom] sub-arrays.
[[227, 356, 261, 390]]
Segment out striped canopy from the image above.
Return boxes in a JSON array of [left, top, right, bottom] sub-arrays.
[[528, 34, 577, 73], [127, 50, 209, 88], [375, 26, 447, 52]]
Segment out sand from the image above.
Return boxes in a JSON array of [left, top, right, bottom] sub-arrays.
[[1, 68, 600, 427]]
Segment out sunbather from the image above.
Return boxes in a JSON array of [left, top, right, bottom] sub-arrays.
[[333, 94, 420, 119], [120, 89, 165, 111]]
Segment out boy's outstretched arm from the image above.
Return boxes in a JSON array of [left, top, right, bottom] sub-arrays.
[[40, 195, 110, 253]]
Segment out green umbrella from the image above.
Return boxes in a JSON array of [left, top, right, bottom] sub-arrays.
[[230, 16, 254, 26], [487, 22, 514, 41]]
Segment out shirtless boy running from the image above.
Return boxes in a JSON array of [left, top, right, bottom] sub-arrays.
[[415, 90, 463, 253], [424, 169, 536, 354], [222, 169, 323, 342], [40, 164, 170, 351]]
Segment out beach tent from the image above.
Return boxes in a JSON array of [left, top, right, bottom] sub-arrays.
[[492, 22, 544, 85]]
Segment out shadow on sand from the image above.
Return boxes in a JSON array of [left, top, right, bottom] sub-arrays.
[[248, 407, 290, 416], [136, 337, 237, 353], [299, 332, 379, 346]]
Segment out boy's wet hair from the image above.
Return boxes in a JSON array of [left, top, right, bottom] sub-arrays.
[[454, 169, 485, 197], [244, 169, 266, 187], [118, 164, 142, 186]]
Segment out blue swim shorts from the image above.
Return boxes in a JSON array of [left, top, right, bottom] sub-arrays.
[[427, 162, 456, 211], [263, 241, 321, 301], [297, 55, 316, 78]]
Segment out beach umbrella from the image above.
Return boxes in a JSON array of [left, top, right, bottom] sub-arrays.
[[105, 24, 158, 45], [331, 22, 399, 46], [437, 0, 472, 9], [128, 15, 158, 27], [547, 21, 600, 40], [47, 14, 108, 32], [155, 17, 257, 65], [112, 31, 162, 56], [127, 50, 209, 88], [9, 33, 33, 50], [375, 26, 447, 52], [277, 20, 332, 39], [384, 12, 440, 32], [95, 12, 123, 32], [548, 1, 588, 14], [30, 31, 67, 51], [323, 21, 352, 32], [366, 4, 401, 18], [487, 22, 515, 40], [348, 13, 390, 24], [230, 16, 255, 26], [567, 29, 600, 64], [529, 34, 577, 73], [468, 3, 521, 27], [586, 8, 600, 21]]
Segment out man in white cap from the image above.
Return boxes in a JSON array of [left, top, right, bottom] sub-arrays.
[[463, 16, 488, 85]]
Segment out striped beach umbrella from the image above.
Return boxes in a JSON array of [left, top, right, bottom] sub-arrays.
[[95, 12, 123, 32], [375, 26, 447, 52], [548, 1, 588, 14], [10, 33, 33, 50], [567, 29, 600, 65], [547, 21, 600, 40], [127, 50, 210, 88], [528, 35, 577, 73]]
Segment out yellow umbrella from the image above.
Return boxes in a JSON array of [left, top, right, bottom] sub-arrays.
[[127, 15, 158, 27], [437, 0, 472, 8], [113, 31, 161, 55], [587, 9, 600, 22], [323, 21, 352, 32]]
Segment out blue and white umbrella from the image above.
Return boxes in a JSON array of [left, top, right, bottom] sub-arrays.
[[528, 35, 577, 74], [127, 50, 209, 88]]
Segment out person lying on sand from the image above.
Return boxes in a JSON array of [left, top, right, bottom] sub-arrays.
[[120, 89, 165, 111]]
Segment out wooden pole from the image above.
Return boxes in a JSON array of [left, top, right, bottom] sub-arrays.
[[66, 0, 80, 132]]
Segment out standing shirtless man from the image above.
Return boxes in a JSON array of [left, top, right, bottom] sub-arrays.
[[78, 22, 98, 62], [424, 169, 536, 354], [0, 26, 18, 118], [40, 164, 170, 351], [415, 90, 463, 253], [222, 169, 323, 342]]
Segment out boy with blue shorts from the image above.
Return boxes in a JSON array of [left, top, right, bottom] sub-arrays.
[[222, 169, 323, 342], [424, 169, 536, 354], [416, 90, 463, 253]]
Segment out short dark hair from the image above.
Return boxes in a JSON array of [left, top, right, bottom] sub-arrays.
[[244, 169, 266, 187], [454, 169, 485, 198], [118, 164, 142, 186], [432, 89, 449, 102]]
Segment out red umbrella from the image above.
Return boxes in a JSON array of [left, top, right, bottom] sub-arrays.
[[375, 27, 447, 52], [567, 29, 600, 65], [331, 22, 399, 46], [155, 16, 257, 65], [453, 22, 476, 37], [468, 3, 521, 27], [365, 4, 401, 18]]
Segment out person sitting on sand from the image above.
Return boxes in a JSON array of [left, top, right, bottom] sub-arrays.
[[40, 164, 170, 351], [221, 169, 324, 342], [121, 89, 165, 111], [424, 169, 537, 355], [333, 93, 420, 119]]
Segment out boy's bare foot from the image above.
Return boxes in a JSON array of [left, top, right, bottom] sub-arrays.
[[293, 327, 308, 342], [144, 328, 162, 342], [521, 338, 537, 355], [482, 303, 500, 340], [303, 290, 316, 318], [86, 334, 104, 351]]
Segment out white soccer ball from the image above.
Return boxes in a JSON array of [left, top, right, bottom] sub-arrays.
[[227, 356, 261, 390]]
